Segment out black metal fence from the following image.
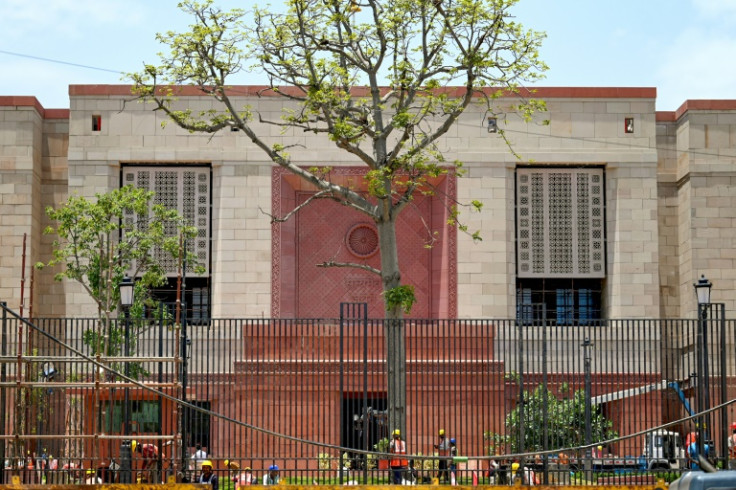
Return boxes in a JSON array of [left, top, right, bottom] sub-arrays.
[[1, 301, 734, 485]]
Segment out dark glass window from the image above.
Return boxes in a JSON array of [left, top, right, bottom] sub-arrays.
[[99, 400, 161, 434], [517, 278, 603, 325], [149, 277, 211, 325], [183, 400, 211, 450]]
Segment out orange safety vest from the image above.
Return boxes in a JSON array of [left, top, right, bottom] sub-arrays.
[[390, 439, 408, 467]]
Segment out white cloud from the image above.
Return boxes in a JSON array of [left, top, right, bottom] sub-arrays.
[[692, 0, 736, 20]]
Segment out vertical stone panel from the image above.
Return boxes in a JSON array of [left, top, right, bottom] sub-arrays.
[[0, 103, 44, 313]]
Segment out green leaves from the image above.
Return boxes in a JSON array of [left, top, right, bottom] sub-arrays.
[[504, 386, 618, 454], [383, 284, 416, 314], [42, 185, 199, 319]]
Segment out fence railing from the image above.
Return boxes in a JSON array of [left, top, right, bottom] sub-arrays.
[[1, 302, 734, 485]]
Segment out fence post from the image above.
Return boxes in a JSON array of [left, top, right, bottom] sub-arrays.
[[582, 338, 594, 481], [180, 240, 189, 476], [339, 302, 368, 484], [158, 303, 166, 482], [540, 306, 549, 485], [361, 305, 368, 484], [339, 305, 345, 485], [1, 302, 7, 484], [718, 304, 727, 466], [516, 318, 525, 471]]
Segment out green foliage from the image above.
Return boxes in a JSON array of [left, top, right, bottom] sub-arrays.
[[39, 186, 198, 316], [39, 185, 199, 358], [374, 437, 391, 453], [503, 386, 618, 454], [413, 452, 439, 471], [317, 452, 334, 470], [129, 0, 548, 319], [483, 430, 506, 456], [383, 284, 416, 314]]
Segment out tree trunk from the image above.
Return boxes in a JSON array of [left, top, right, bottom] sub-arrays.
[[376, 218, 407, 437]]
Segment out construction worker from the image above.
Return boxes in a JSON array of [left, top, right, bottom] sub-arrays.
[[233, 465, 256, 487], [389, 429, 408, 484], [84, 468, 102, 485], [510, 462, 522, 484], [434, 429, 450, 483], [191, 443, 208, 473], [448, 438, 458, 485], [132, 440, 161, 484], [60, 462, 80, 485], [687, 432, 710, 470], [510, 461, 536, 486], [729, 422, 736, 469], [592, 445, 603, 458], [263, 464, 280, 485], [198, 460, 218, 489]]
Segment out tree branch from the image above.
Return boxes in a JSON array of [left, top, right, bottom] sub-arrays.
[[316, 261, 381, 276], [260, 190, 331, 223]]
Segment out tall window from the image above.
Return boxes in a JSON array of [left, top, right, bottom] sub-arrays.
[[516, 167, 605, 324], [122, 165, 211, 323]]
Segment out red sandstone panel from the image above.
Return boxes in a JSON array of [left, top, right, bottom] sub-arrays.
[[295, 193, 432, 318], [273, 167, 456, 319]]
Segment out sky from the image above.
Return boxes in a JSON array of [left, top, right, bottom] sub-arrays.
[[0, 0, 735, 111]]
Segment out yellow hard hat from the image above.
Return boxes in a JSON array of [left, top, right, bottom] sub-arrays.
[[597, 445, 603, 450], [511, 462, 520, 471], [393, 429, 401, 436], [131, 440, 137, 452], [86, 469, 95, 475], [439, 429, 445, 436], [201, 460, 213, 469]]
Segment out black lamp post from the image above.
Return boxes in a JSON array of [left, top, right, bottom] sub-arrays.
[[693, 274, 712, 461], [118, 276, 134, 483], [38, 362, 56, 468]]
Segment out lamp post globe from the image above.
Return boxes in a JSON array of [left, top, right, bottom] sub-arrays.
[[119, 276, 134, 308], [693, 274, 712, 305]]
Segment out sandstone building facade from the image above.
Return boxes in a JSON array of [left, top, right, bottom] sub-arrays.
[[2, 86, 736, 470], [2, 86, 734, 322]]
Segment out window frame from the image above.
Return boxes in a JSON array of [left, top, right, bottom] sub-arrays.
[[120, 164, 213, 324]]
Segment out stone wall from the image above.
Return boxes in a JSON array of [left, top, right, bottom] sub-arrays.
[[3, 87, 736, 320]]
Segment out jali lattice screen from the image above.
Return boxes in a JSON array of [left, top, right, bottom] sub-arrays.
[[516, 167, 605, 278]]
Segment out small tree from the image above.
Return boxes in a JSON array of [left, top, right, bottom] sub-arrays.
[[130, 0, 547, 434], [504, 386, 618, 454], [39, 185, 198, 356]]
